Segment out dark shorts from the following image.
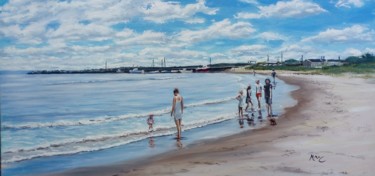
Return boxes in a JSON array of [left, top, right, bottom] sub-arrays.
[[265, 97, 272, 105], [246, 97, 251, 103]]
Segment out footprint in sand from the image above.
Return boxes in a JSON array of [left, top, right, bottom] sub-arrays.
[[282, 149, 298, 157], [316, 126, 329, 132]]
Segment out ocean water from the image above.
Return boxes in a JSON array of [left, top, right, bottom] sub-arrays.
[[0, 72, 297, 176]]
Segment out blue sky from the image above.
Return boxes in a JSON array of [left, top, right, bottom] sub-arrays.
[[0, 0, 374, 70]]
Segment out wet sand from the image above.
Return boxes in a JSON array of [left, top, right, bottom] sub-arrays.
[[54, 74, 375, 176]]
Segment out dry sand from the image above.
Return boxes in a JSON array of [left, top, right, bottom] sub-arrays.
[[57, 74, 375, 176]]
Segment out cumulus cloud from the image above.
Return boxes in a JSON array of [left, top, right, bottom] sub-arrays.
[[302, 25, 375, 43], [142, 0, 218, 23], [344, 48, 362, 56], [257, 32, 287, 41], [0, 0, 221, 70], [230, 45, 268, 57], [177, 19, 255, 44], [343, 47, 375, 56], [335, 0, 365, 8], [115, 30, 168, 46], [238, 0, 259, 5], [275, 44, 317, 60], [235, 0, 327, 19], [0, 0, 216, 43]]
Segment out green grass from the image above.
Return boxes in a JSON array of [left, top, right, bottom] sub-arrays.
[[245, 62, 375, 76], [245, 65, 317, 72], [318, 63, 375, 75]]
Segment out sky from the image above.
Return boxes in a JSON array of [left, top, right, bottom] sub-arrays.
[[0, 0, 374, 70]]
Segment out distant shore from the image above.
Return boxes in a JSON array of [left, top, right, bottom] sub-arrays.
[[52, 72, 375, 176]]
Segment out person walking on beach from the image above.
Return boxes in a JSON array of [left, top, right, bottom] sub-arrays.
[[271, 69, 277, 88], [264, 79, 273, 118], [255, 80, 263, 119], [236, 90, 244, 119], [171, 88, 184, 139], [245, 85, 254, 112], [253, 69, 256, 76], [147, 114, 154, 132], [271, 69, 276, 82]]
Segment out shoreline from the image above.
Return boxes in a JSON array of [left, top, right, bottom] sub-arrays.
[[53, 73, 375, 176], [50, 73, 306, 176]]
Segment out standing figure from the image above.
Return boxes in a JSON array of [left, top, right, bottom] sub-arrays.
[[271, 69, 277, 86], [255, 80, 263, 119], [236, 90, 244, 119], [264, 79, 273, 118], [171, 88, 184, 139], [245, 85, 254, 113], [147, 114, 154, 131]]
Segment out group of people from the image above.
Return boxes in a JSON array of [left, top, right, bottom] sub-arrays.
[[147, 70, 277, 140], [236, 70, 277, 127]]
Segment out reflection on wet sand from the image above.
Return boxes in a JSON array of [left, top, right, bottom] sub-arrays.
[[148, 137, 155, 148]]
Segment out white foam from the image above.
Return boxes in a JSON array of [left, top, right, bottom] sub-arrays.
[[1, 113, 235, 163], [2, 97, 235, 130]]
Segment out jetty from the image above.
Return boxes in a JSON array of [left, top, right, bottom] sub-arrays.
[[27, 63, 252, 74]]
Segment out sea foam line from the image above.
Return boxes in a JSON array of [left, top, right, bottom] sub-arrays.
[[2, 97, 235, 131], [47, 76, 189, 85], [1, 114, 235, 163]]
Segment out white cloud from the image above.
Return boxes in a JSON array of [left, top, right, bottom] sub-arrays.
[[111, 47, 210, 67], [115, 30, 168, 46], [46, 22, 114, 41], [177, 19, 255, 44], [230, 44, 268, 56], [343, 47, 375, 56], [235, 0, 327, 19], [0, 0, 217, 44], [257, 32, 287, 41], [302, 25, 374, 43], [364, 48, 375, 54], [280, 44, 314, 53], [142, 0, 218, 23], [335, 0, 365, 8], [238, 0, 259, 5], [276, 44, 316, 60], [184, 18, 206, 24], [344, 48, 362, 56]]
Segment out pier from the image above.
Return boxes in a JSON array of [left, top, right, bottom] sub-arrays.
[[27, 63, 252, 74]]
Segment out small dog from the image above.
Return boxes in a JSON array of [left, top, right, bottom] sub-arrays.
[[270, 118, 277, 126]]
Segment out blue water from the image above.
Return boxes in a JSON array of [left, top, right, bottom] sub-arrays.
[[0, 72, 297, 176]]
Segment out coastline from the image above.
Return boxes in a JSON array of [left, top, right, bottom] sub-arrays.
[[52, 73, 375, 176]]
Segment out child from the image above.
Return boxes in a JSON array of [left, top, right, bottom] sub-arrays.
[[245, 85, 254, 113], [236, 90, 244, 119], [255, 80, 263, 119], [147, 114, 154, 131]]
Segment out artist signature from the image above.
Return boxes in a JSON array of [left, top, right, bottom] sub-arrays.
[[309, 154, 326, 163]]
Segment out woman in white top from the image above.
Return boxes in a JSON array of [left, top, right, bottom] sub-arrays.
[[171, 88, 184, 139]]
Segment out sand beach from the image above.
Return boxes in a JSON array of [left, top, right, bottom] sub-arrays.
[[52, 72, 375, 176]]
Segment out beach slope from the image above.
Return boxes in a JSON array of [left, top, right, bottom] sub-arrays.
[[57, 74, 375, 176]]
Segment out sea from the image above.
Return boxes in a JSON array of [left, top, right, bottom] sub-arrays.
[[0, 71, 298, 176]]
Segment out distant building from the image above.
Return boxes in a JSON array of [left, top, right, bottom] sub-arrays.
[[304, 59, 345, 68], [284, 59, 301, 66], [326, 59, 344, 67], [303, 59, 326, 68]]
